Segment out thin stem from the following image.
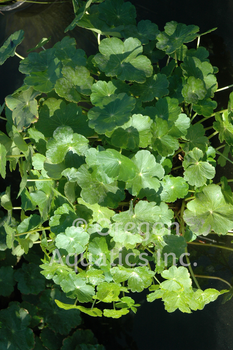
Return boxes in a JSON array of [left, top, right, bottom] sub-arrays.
[[7, 155, 25, 158], [34, 239, 53, 244], [194, 274, 232, 288], [27, 178, 53, 181], [195, 113, 218, 125], [216, 84, 233, 93], [153, 275, 161, 284], [205, 125, 214, 131], [197, 36, 200, 48], [215, 144, 226, 151], [185, 248, 201, 289], [207, 130, 219, 140], [97, 33, 101, 45], [216, 151, 233, 165], [190, 112, 198, 122], [188, 241, 233, 253], [15, 52, 24, 60], [15, 226, 50, 237], [0, 116, 6, 121]]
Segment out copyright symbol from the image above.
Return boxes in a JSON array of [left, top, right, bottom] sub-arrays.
[[72, 218, 87, 229]]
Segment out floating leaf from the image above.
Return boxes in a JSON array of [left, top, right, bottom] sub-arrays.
[[182, 76, 206, 104], [37, 101, 94, 137], [55, 226, 89, 255], [99, 0, 136, 27], [90, 81, 117, 106], [59, 273, 95, 302], [183, 147, 215, 187], [131, 73, 169, 102], [182, 123, 209, 152], [55, 65, 93, 102], [75, 164, 125, 208], [193, 98, 217, 117], [88, 93, 135, 133], [151, 118, 180, 156], [46, 126, 89, 163], [94, 37, 153, 82], [5, 87, 40, 131], [156, 21, 199, 54], [86, 148, 138, 182], [110, 114, 152, 149], [161, 175, 189, 202], [111, 266, 154, 292], [184, 184, 233, 235], [122, 20, 159, 44], [126, 150, 164, 197]]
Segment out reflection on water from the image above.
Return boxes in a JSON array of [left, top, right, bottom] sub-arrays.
[[0, 0, 97, 103]]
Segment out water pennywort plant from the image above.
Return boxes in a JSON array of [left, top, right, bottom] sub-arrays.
[[1, 0, 233, 326]]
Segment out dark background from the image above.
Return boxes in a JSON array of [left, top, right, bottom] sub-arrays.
[[1, 1, 233, 349]]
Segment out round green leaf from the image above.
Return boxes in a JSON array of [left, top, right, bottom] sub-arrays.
[[184, 184, 233, 235], [55, 65, 93, 102], [37, 101, 94, 137], [161, 175, 189, 202], [126, 150, 164, 197], [182, 77, 206, 104], [131, 73, 169, 102], [88, 93, 135, 134], [156, 21, 199, 54], [46, 126, 89, 163], [183, 147, 215, 187], [110, 114, 152, 149], [55, 226, 89, 255], [94, 37, 153, 82]]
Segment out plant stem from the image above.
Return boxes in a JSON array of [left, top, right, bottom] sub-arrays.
[[27, 178, 53, 181], [15, 226, 50, 236], [180, 201, 200, 289], [188, 241, 233, 253], [194, 274, 232, 288], [215, 144, 226, 151], [216, 151, 233, 165], [195, 113, 216, 124], [185, 248, 201, 289], [190, 112, 198, 122], [15, 52, 24, 60], [207, 130, 218, 139], [216, 84, 233, 92]]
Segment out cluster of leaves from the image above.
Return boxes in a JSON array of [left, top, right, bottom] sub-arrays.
[[1, 0, 233, 339]]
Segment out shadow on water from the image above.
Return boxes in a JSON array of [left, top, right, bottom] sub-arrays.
[[1, 1, 233, 349]]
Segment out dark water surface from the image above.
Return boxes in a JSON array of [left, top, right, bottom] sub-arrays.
[[1, 1, 233, 349]]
